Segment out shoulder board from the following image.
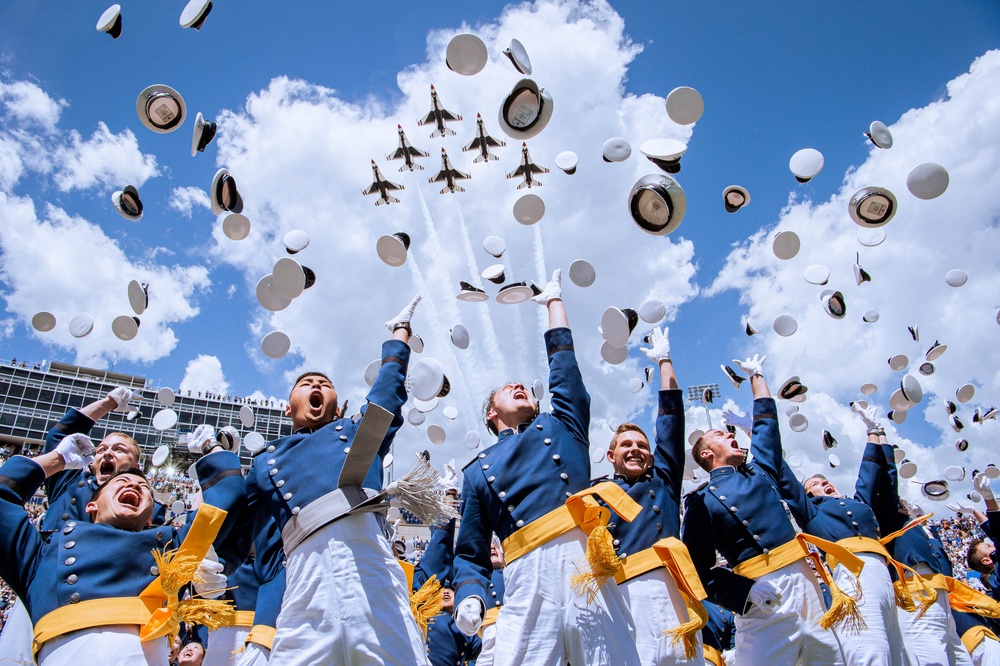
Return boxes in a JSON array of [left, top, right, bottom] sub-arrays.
[[683, 482, 710, 505], [591, 475, 610, 484], [462, 455, 481, 472]]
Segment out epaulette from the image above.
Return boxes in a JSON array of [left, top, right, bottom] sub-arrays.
[[251, 446, 268, 458], [683, 482, 710, 505], [462, 455, 481, 472], [590, 475, 610, 484]]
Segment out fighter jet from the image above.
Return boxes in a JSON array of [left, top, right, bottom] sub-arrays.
[[506, 142, 549, 189], [362, 160, 404, 206], [417, 85, 462, 138], [386, 125, 430, 172], [462, 113, 505, 163], [429, 148, 471, 194]]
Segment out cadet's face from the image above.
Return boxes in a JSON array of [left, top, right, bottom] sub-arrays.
[[490, 541, 505, 569], [701, 429, 745, 469], [177, 642, 205, 666], [608, 431, 653, 481], [441, 588, 454, 613], [805, 477, 839, 497], [488, 383, 535, 429], [286, 374, 339, 431], [92, 434, 140, 484], [86, 473, 154, 531]]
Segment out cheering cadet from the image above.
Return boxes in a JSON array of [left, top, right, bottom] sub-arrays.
[[452, 269, 642, 666], [0, 428, 245, 664], [601, 325, 707, 665], [784, 405, 908, 664], [236, 295, 433, 665], [681, 355, 854, 665]]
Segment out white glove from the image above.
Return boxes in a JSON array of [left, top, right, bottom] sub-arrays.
[[56, 433, 95, 470], [531, 269, 562, 305], [734, 354, 766, 379], [974, 473, 995, 501], [187, 424, 216, 455], [107, 387, 134, 412], [722, 409, 752, 436], [193, 558, 227, 599], [748, 579, 782, 614], [454, 596, 485, 636], [640, 326, 671, 363], [856, 404, 881, 430], [947, 502, 976, 515], [386, 294, 422, 332]]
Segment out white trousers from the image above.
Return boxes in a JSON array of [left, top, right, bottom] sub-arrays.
[[476, 624, 497, 666], [491, 529, 641, 666], [897, 590, 973, 666], [735, 558, 846, 666], [269, 512, 428, 666], [972, 637, 1000, 666], [37, 625, 169, 666], [833, 552, 910, 666], [206, 625, 251, 666], [619, 567, 705, 665], [0, 596, 34, 665], [235, 643, 271, 666]]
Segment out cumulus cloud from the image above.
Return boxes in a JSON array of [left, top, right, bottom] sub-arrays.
[[169, 186, 211, 218], [706, 49, 1000, 506], [52, 122, 158, 193], [180, 355, 230, 395], [210, 0, 698, 469], [0, 80, 66, 132], [0, 191, 211, 367]]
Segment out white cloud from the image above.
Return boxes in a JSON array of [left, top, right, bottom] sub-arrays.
[[0, 80, 66, 132], [179, 355, 230, 395], [706, 49, 1000, 507], [0, 192, 211, 367], [52, 122, 158, 193], [169, 186, 211, 218], [209, 0, 698, 469]]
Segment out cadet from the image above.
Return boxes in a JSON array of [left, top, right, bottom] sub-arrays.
[[236, 517, 285, 666], [235, 295, 430, 665], [474, 536, 506, 666], [602, 325, 707, 665], [787, 405, 908, 664], [680, 355, 850, 665], [700, 602, 736, 666], [0, 428, 245, 664], [452, 269, 642, 666]]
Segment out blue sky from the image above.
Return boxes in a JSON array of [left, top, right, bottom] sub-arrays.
[[2, 1, 999, 503]]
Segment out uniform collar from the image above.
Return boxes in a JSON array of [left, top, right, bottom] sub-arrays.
[[710, 465, 737, 478], [496, 422, 532, 440], [613, 472, 653, 484]]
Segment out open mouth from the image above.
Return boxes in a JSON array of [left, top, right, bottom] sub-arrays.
[[309, 391, 324, 409], [99, 460, 116, 476], [118, 488, 142, 509]]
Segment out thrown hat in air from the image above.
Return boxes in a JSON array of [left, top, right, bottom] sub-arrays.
[[722, 185, 750, 213], [568, 259, 596, 288], [112, 315, 140, 341], [239, 404, 255, 428], [956, 383, 975, 403], [665, 87, 704, 125], [377, 233, 411, 267], [152, 408, 178, 431], [602, 307, 638, 348], [602, 137, 631, 163], [283, 229, 309, 254], [789, 413, 808, 432], [865, 121, 893, 149], [261, 331, 291, 359], [772, 231, 800, 260], [498, 79, 552, 140], [789, 148, 824, 183], [69, 313, 95, 338], [857, 228, 886, 248], [112, 185, 143, 221], [803, 264, 830, 286], [223, 214, 251, 241], [820, 289, 846, 320], [863, 309, 880, 323], [601, 340, 627, 365], [96, 5, 123, 39], [513, 193, 545, 225], [639, 139, 687, 174], [900, 374, 923, 403], [32, 312, 56, 333], [555, 151, 578, 174], [179, 0, 213, 30], [446, 34, 488, 76], [256, 274, 291, 312], [854, 254, 872, 286], [191, 112, 217, 156], [210, 168, 243, 216], [849, 187, 897, 228], [722, 365, 745, 390], [410, 358, 451, 400], [450, 324, 470, 349], [773, 314, 797, 337], [456, 281, 488, 302], [483, 235, 506, 258], [925, 340, 947, 361], [272, 258, 316, 300], [503, 39, 532, 75], [638, 296, 666, 324], [136, 85, 186, 134], [907, 163, 949, 200], [127, 280, 148, 315], [496, 282, 537, 304], [778, 376, 808, 402], [628, 173, 687, 235], [945, 269, 968, 287]]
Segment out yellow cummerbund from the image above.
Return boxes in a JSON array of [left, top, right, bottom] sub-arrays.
[[827, 536, 891, 570], [501, 482, 641, 565], [246, 624, 277, 650], [703, 644, 725, 666], [34, 596, 159, 651], [480, 606, 501, 633], [615, 545, 664, 584], [733, 538, 808, 579], [963, 626, 1000, 653], [230, 610, 255, 628]]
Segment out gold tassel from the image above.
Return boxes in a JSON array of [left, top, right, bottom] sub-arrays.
[[570, 525, 622, 604], [152, 545, 202, 596], [820, 581, 868, 634], [174, 598, 236, 631], [664, 601, 709, 660], [894, 581, 917, 613], [410, 575, 444, 637]]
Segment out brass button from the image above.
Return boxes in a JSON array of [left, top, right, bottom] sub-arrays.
[[61, 513, 69, 520], [719, 496, 727, 501], [69, 593, 81, 603], [479, 453, 486, 459], [340, 435, 348, 442], [516, 520, 524, 527], [482, 464, 490, 470], [66, 574, 78, 585], [63, 526, 73, 535], [487, 476, 495, 483], [64, 541, 76, 549], [560, 473, 568, 480], [267, 459, 275, 466], [536, 424, 544, 430], [544, 438, 552, 445], [291, 507, 300, 515], [64, 557, 76, 566], [498, 491, 506, 498], [70, 497, 77, 505], [335, 425, 343, 431], [276, 480, 285, 488], [267, 445, 276, 453], [343, 447, 350, 454], [77, 481, 85, 488], [270, 469, 279, 476], [507, 505, 515, 513], [652, 505, 660, 513], [552, 454, 560, 461], [283, 493, 293, 501]]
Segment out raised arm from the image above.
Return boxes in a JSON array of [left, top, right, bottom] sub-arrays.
[[452, 472, 491, 636], [641, 327, 683, 499], [0, 456, 49, 600]]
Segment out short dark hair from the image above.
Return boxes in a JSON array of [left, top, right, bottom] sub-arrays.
[[691, 435, 712, 472], [90, 467, 148, 503], [967, 539, 992, 573], [291, 371, 332, 394]]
